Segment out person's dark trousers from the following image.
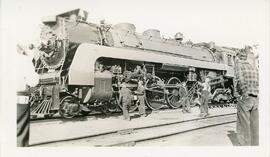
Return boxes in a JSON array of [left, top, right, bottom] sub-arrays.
[[17, 91, 30, 147], [138, 95, 146, 115], [236, 96, 259, 146]]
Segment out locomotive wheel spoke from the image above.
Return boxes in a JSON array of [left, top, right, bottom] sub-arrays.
[[145, 76, 165, 110], [165, 77, 183, 108], [170, 96, 175, 103], [168, 94, 173, 100]]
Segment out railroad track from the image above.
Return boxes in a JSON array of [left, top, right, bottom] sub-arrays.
[[30, 103, 236, 123], [30, 112, 236, 147]]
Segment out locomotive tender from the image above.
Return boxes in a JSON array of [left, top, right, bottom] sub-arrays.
[[29, 9, 237, 118]]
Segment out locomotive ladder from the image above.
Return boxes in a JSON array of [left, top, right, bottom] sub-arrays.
[[179, 82, 200, 105], [187, 82, 200, 98]]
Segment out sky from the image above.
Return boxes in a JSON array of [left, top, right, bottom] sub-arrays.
[[2, 0, 269, 90], [7, 0, 269, 51]]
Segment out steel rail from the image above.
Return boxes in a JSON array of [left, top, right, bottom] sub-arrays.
[[111, 118, 235, 146]]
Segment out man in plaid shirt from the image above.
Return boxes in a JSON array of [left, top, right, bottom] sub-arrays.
[[234, 48, 259, 146]]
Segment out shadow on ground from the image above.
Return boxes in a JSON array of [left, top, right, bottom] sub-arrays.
[[227, 130, 240, 146]]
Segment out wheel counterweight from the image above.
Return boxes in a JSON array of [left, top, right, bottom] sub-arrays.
[[165, 77, 186, 108]]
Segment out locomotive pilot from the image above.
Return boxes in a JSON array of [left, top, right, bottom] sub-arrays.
[[119, 83, 132, 121], [135, 80, 146, 117]]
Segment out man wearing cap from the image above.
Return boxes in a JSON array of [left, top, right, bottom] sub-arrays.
[[234, 48, 259, 146]]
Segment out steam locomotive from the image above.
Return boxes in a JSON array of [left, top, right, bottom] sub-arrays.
[[28, 9, 238, 118]]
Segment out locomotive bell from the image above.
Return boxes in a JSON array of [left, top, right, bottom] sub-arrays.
[[175, 32, 184, 41]]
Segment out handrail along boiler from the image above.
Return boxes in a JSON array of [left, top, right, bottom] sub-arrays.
[[29, 9, 238, 118]]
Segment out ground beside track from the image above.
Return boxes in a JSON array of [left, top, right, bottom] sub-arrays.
[[30, 105, 236, 146], [136, 122, 237, 146]]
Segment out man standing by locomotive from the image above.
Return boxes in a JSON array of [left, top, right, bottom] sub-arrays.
[[181, 80, 191, 113], [198, 77, 211, 117], [135, 80, 146, 117], [119, 83, 132, 121], [234, 48, 259, 146]]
